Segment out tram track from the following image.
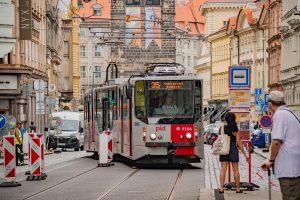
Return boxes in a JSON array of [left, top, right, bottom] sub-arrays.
[[96, 169, 140, 200], [22, 166, 99, 200], [165, 169, 183, 200]]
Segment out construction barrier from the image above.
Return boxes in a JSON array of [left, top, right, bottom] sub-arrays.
[[37, 134, 45, 173], [25, 133, 35, 175], [0, 136, 21, 187], [98, 130, 114, 167], [26, 137, 46, 181]]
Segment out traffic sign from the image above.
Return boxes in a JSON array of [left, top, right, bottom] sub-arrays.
[[229, 66, 251, 88], [260, 115, 272, 128], [36, 91, 45, 114], [34, 79, 46, 90], [255, 88, 262, 105], [0, 114, 7, 129]]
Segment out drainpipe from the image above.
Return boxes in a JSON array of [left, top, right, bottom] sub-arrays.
[[257, 27, 265, 90], [233, 31, 240, 65]]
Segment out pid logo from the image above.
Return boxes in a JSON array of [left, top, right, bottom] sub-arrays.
[[156, 126, 166, 132]]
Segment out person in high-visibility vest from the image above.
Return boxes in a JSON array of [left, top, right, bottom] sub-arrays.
[[15, 122, 24, 166]]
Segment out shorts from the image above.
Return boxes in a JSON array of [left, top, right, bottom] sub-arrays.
[[279, 176, 300, 200]]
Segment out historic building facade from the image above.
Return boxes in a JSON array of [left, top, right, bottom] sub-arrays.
[[78, 0, 111, 101], [281, 0, 300, 116], [267, 0, 282, 92], [196, 0, 249, 120], [228, 2, 269, 119], [46, 0, 63, 107], [110, 0, 176, 76], [0, 0, 47, 130], [175, 0, 204, 74], [207, 27, 230, 122]]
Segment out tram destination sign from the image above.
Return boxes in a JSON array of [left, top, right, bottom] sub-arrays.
[[149, 81, 192, 89]]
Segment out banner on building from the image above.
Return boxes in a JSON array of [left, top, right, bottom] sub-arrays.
[[145, 7, 161, 48], [125, 7, 141, 47], [19, 0, 32, 40], [228, 89, 251, 108]]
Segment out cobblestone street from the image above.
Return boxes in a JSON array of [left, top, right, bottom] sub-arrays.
[[204, 145, 280, 190]]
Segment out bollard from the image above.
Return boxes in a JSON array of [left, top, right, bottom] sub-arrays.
[[0, 136, 21, 187], [26, 137, 46, 181], [98, 130, 114, 167]]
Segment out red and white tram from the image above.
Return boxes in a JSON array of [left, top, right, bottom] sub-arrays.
[[83, 63, 204, 165]]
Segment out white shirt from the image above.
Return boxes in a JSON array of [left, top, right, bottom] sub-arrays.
[[271, 106, 300, 178]]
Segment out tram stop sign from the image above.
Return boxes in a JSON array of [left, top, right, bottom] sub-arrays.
[[260, 115, 272, 128], [0, 114, 6, 129]]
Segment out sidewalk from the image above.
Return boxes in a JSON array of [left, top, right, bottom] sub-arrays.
[[199, 189, 282, 200], [253, 147, 268, 159]]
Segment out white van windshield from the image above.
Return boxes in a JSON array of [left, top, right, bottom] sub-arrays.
[[61, 120, 78, 131]]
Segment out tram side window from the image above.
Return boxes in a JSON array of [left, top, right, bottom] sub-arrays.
[[95, 92, 104, 133], [194, 80, 202, 121], [134, 81, 147, 123], [107, 89, 117, 127], [97, 89, 116, 131]]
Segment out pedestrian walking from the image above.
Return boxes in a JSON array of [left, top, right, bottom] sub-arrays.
[[29, 121, 36, 133], [20, 123, 25, 138], [15, 122, 24, 166], [261, 90, 300, 200], [219, 112, 249, 193]]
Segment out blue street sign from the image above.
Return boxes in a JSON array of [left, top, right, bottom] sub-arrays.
[[229, 66, 251, 88], [260, 115, 272, 128], [255, 88, 263, 106], [264, 93, 269, 107], [0, 114, 7, 129]]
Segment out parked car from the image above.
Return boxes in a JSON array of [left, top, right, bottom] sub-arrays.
[[251, 128, 271, 148]]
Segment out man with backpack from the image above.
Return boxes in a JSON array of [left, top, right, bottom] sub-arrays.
[[261, 90, 300, 200]]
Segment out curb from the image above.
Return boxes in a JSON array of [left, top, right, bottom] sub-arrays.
[[45, 151, 53, 155]]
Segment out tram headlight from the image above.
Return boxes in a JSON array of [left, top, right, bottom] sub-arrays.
[[150, 133, 157, 140], [186, 132, 192, 140]]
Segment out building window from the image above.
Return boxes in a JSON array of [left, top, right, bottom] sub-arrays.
[[80, 89, 85, 100], [80, 28, 85, 36], [93, 4, 102, 16], [187, 56, 191, 66], [194, 41, 197, 49], [80, 66, 86, 78], [223, 21, 227, 26], [80, 45, 86, 57], [94, 45, 101, 57], [64, 41, 69, 55], [94, 66, 101, 78], [146, 0, 160, 5], [126, 0, 140, 5], [194, 56, 197, 66]]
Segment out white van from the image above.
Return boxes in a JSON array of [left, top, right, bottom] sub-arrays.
[[47, 111, 84, 151]]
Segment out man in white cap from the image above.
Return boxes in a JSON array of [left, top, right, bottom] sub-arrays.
[[261, 90, 300, 200]]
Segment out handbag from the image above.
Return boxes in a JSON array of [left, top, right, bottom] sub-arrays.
[[212, 124, 231, 155]]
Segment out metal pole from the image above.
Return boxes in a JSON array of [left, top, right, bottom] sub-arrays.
[[93, 72, 95, 89]]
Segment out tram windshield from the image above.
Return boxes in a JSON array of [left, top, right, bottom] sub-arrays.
[[142, 80, 194, 124]]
